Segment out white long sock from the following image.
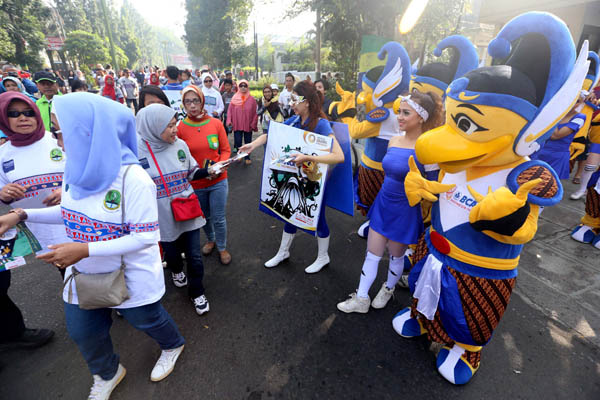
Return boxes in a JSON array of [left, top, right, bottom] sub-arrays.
[[385, 255, 404, 289], [578, 164, 598, 193], [357, 251, 381, 299]]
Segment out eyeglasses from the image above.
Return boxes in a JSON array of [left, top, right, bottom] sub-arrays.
[[239, 84, 248, 88], [183, 98, 202, 105], [204, 79, 212, 83], [7, 109, 36, 118], [50, 125, 62, 139]]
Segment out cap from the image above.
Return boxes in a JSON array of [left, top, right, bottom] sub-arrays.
[[224, 70, 232, 75], [33, 71, 57, 83], [270, 83, 279, 90]]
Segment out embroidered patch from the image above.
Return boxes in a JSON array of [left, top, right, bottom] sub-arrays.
[[2, 160, 14, 173], [50, 148, 64, 162], [103, 189, 121, 211], [177, 149, 186, 162], [139, 157, 150, 169], [207, 134, 219, 150]]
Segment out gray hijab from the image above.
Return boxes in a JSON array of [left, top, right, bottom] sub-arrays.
[[136, 103, 176, 153]]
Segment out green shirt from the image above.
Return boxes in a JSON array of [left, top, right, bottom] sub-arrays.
[[36, 93, 61, 131]]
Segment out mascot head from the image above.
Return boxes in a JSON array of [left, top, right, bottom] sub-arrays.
[[416, 12, 589, 173], [583, 51, 600, 92], [409, 35, 479, 98], [357, 42, 411, 111]]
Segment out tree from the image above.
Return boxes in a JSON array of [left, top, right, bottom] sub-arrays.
[[184, 0, 253, 68], [64, 30, 110, 68]]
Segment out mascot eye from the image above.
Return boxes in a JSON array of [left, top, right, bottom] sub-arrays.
[[451, 113, 488, 135]]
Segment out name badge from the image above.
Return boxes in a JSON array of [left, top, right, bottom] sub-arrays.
[[139, 157, 150, 169], [3, 160, 14, 173]]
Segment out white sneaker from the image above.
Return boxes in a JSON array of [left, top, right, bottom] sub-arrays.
[[192, 295, 210, 315], [371, 282, 395, 309], [336, 292, 370, 314], [171, 272, 187, 288], [570, 190, 586, 200], [396, 275, 410, 289], [88, 363, 126, 400], [150, 345, 184, 382]]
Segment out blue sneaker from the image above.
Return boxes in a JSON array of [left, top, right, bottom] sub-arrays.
[[392, 307, 426, 338], [592, 233, 600, 250], [571, 225, 596, 244], [436, 344, 479, 385]]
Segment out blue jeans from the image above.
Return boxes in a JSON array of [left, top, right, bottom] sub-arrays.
[[64, 301, 185, 380], [195, 178, 229, 251], [161, 228, 205, 298]]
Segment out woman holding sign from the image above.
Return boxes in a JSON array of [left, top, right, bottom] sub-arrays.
[[241, 80, 344, 274]]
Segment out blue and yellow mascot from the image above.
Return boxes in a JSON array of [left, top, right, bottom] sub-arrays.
[[330, 42, 411, 230], [392, 12, 589, 385]]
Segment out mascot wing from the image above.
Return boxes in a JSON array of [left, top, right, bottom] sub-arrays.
[[372, 58, 403, 107]]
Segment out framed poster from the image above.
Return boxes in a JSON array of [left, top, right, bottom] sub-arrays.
[[259, 122, 333, 233]]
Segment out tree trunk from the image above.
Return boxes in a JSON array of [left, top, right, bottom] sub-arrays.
[[315, 7, 321, 75]]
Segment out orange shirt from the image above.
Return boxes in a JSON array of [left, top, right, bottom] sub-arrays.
[[177, 116, 231, 189]]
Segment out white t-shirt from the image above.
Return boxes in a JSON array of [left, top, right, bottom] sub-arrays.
[[61, 164, 165, 308], [279, 88, 293, 110], [0, 133, 69, 250]]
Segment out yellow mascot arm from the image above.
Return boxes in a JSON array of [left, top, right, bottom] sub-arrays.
[[329, 82, 356, 117], [467, 180, 542, 245], [589, 111, 600, 144], [404, 156, 455, 207], [347, 118, 382, 139], [570, 104, 593, 159]]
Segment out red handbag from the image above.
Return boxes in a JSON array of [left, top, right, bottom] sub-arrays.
[[145, 141, 204, 222]]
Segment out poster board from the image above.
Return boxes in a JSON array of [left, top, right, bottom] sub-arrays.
[[324, 121, 354, 216], [163, 90, 186, 119], [259, 122, 332, 234]]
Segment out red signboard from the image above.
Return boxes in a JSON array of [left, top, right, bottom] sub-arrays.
[[46, 37, 64, 51]]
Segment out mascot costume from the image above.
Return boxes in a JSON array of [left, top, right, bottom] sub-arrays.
[[391, 12, 589, 385], [330, 42, 411, 236]]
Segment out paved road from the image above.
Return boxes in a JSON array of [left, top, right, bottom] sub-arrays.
[[1, 134, 599, 399]]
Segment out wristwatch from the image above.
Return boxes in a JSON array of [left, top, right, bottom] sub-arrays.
[[9, 208, 27, 222]]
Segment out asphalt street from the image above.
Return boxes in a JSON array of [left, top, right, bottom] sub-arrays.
[[1, 133, 599, 399]]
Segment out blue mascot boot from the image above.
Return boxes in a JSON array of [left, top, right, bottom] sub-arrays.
[[592, 233, 600, 249], [436, 344, 480, 385], [357, 220, 370, 238], [571, 225, 597, 244], [392, 307, 426, 338]]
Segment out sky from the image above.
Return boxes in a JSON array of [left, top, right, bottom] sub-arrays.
[[126, 0, 315, 45]]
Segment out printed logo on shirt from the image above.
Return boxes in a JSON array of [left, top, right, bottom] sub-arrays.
[[177, 149, 186, 163], [2, 160, 14, 173], [50, 148, 64, 162], [207, 134, 219, 150], [103, 189, 121, 211], [139, 157, 150, 169], [205, 96, 217, 106]]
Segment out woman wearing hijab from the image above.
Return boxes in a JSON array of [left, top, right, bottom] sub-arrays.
[[102, 75, 124, 104], [0, 93, 185, 398], [200, 72, 225, 118], [149, 72, 161, 86], [226, 79, 257, 165], [136, 104, 211, 315], [0, 92, 63, 353], [1, 76, 37, 101], [177, 85, 232, 265]]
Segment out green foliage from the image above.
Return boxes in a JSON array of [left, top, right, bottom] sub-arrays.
[[184, 0, 253, 68], [64, 30, 110, 67]]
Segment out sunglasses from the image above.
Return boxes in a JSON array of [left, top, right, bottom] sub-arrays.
[[289, 94, 306, 106], [7, 109, 36, 118], [50, 125, 62, 139], [239, 84, 248, 88], [204, 79, 212, 83]]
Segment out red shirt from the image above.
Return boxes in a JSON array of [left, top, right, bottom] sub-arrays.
[[177, 116, 231, 189]]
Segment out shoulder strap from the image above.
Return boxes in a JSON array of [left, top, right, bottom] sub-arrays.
[[145, 141, 170, 198], [120, 165, 133, 270]]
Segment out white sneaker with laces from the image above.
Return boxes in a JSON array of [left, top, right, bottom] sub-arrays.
[[192, 295, 210, 315], [570, 190, 586, 200], [371, 282, 395, 309], [150, 345, 184, 382], [336, 292, 370, 314], [88, 363, 126, 400], [171, 272, 187, 288]]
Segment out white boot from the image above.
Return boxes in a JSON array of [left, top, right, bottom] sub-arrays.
[[264, 231, 295, 268], [305, 236, 330, 273]]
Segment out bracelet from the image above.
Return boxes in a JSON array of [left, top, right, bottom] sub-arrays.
[[9, 208, 27, 222]]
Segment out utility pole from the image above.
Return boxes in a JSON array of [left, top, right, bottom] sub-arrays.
[[315, 7, 321, 76], [99, 0, 119, 70], [254, 22, 259, 80]]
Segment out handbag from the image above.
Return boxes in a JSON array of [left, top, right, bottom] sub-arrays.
[[63, 165, 132, 310], [145, 141, 204, 222]]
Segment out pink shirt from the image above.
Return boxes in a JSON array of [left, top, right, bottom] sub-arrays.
[[226, 95, 258, 132]]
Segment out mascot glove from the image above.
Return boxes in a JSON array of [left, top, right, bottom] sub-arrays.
[[405, 156, 455, 207], [569, 141, 585, 160], [467, 179, 542, 244], [330, 81, 356, 116]]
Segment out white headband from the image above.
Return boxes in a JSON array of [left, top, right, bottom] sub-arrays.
[[400, 95, 429, 122]]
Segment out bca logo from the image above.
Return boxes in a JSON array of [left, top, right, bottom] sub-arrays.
[[452, 191, 477, 207]]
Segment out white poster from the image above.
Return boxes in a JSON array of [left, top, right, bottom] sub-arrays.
[[260, 122, 332, 232]]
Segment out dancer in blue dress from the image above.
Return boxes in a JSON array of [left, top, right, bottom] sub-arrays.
[[338, 91, 443, 313], [530, 96, 586, 179]]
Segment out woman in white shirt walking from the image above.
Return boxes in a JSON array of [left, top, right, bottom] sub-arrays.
[[0, 93, 185, 400]]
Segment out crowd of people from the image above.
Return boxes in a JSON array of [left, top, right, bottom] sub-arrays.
[[1, 12, 599, 397]]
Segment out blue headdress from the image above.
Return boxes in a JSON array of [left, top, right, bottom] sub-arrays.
[[361, 42, 411, 107], [446, 12, 589, 156]]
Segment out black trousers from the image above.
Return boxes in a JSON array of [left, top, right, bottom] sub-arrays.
[[0, 270, 25, 342]]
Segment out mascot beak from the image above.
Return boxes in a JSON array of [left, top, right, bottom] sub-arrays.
[[415, 123, 513, 174]]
